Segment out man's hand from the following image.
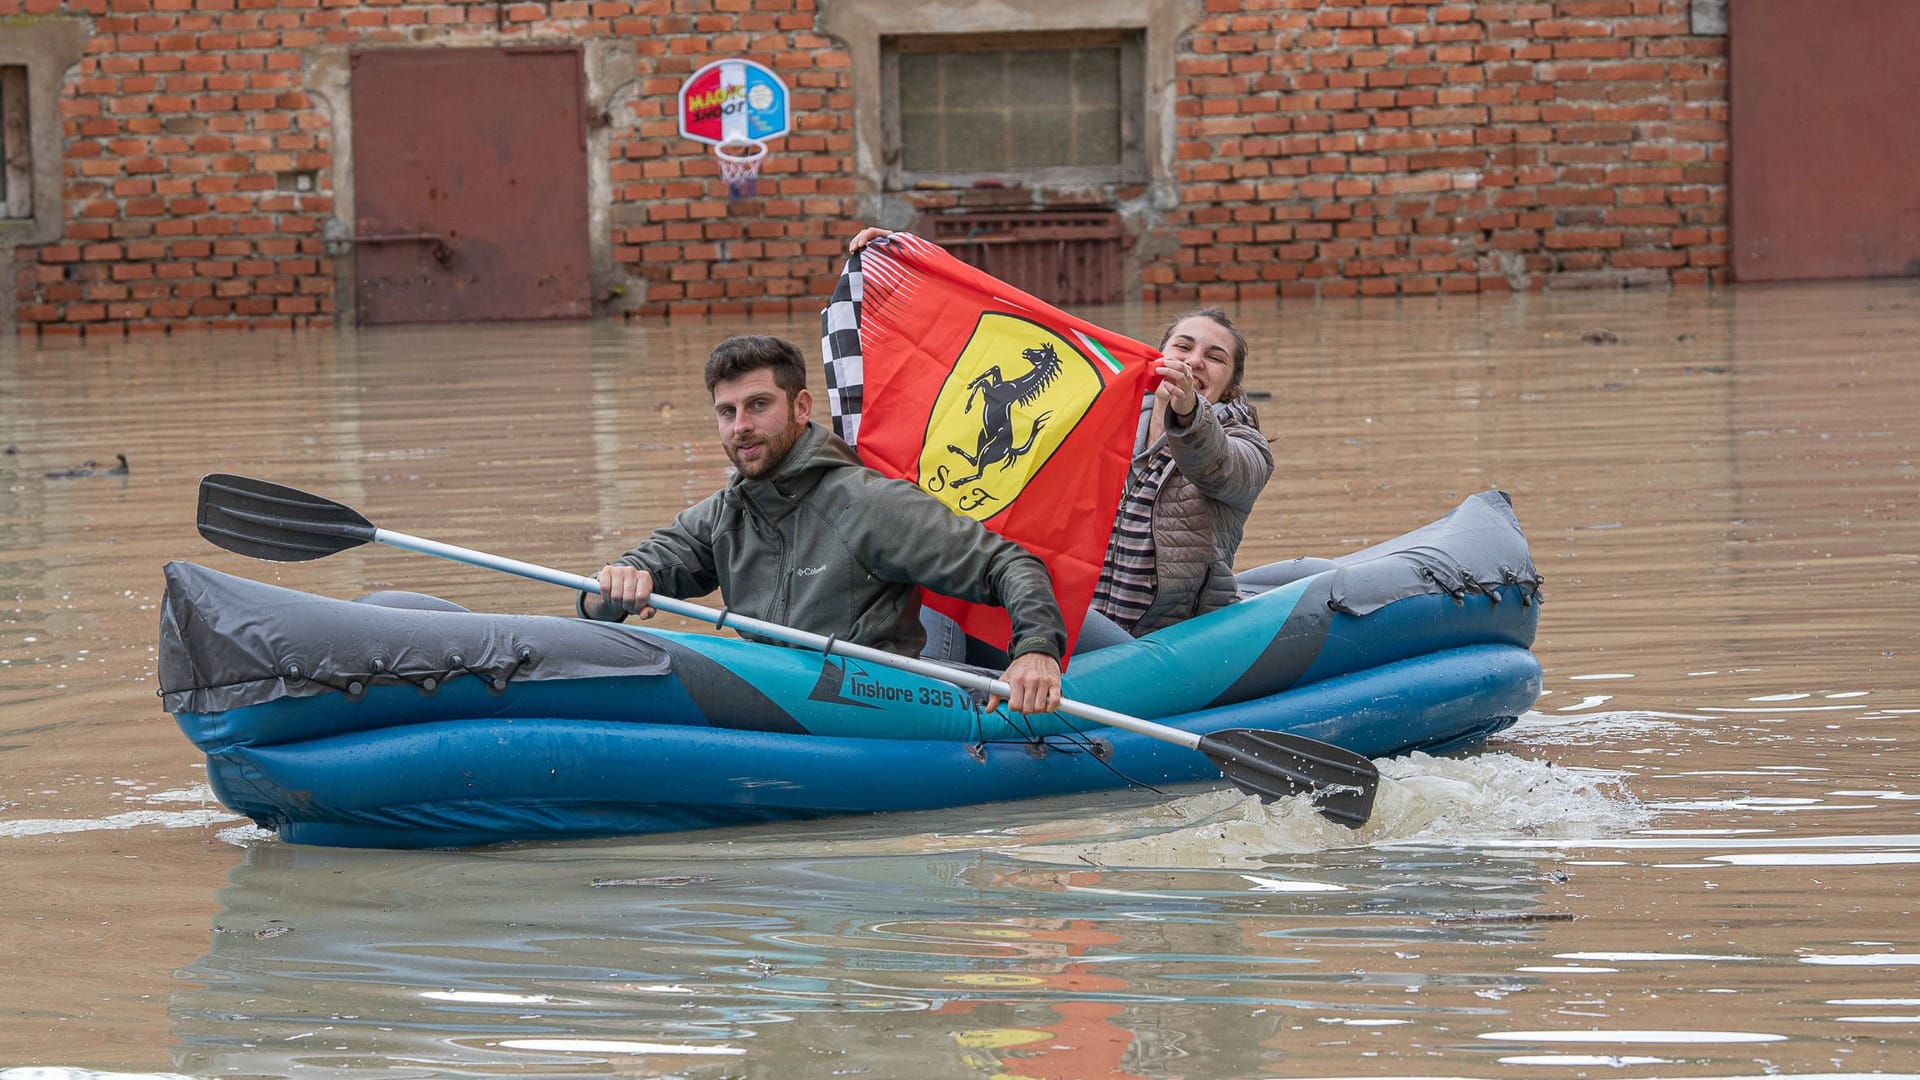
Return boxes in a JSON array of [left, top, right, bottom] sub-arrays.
[[585, 564, 657, 621], [987, 652, 1063, 715]]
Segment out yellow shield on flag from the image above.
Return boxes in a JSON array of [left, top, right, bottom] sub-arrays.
[[918, 312, 1114, 521]]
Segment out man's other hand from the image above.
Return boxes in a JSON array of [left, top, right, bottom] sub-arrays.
[[988, 652, 1063, 715]]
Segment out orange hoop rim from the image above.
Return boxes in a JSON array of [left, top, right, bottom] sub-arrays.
[[714, 139, 768, 165]]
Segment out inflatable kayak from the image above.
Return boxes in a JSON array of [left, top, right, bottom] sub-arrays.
[[159, 490, 1543, 849]]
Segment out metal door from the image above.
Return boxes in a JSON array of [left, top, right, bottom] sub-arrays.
[[1731, 0, 1920, 281], [349, 47, 592, 323], [918, 211, 1128, 306]]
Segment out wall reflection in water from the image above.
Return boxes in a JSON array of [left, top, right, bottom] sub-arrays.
[[172, 820, 1559, 1078]]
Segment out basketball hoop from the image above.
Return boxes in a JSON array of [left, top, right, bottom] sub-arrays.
[[714, 139, 767, 201]]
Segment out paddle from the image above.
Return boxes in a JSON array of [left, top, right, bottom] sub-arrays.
[[194, 473, 1380, 827]]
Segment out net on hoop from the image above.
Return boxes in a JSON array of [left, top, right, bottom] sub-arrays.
[[714, 139, 768, 201]]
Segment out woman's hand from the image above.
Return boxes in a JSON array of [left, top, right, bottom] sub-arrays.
[[848, 226, 893, 253], [1153, 355, 1201, 421]]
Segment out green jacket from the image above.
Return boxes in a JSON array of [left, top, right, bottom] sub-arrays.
[[584, 422, 1066, 660]]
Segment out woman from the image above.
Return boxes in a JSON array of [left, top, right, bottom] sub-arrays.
[[846, 229, 1273, 653], [1090, 308, 1273, 637]]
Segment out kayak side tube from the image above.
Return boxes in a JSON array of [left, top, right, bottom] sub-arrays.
[[205, 642, 1540, 849]]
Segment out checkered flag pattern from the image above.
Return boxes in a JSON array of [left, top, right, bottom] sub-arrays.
[[819, 247, 865, 445]]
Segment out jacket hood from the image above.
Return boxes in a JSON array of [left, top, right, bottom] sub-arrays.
[[725, 422, 866, 518], [775, 421, 864, 476]]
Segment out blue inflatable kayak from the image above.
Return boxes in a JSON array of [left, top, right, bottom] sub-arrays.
[[159, 491, 1543, 848]]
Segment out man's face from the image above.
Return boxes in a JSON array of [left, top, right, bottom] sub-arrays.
[[713, 368, 812, 479]]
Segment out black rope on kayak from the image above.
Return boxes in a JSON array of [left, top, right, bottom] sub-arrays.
[[249, 654, 524, 699], [954, 691, 1163, 796], [713, 605, 733, 631], [998, 708, 1075, 752], [971, 733, 1164, 797], [980, 710, 1165, 797], [1051, 713, 1165, 796]]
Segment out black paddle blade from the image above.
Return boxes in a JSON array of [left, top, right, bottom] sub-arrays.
[[197, 474, 378, 562], [1200, 729, 1380, 829]]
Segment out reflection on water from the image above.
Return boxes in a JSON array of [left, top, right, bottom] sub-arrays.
[[4, 279, 1919, 1075], [165, 784, 1920, 1077], [172, 800, 1575, 1078]]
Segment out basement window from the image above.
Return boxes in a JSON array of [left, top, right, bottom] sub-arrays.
[[882, 31, 1145, 191], [2, 66, 27, 219]]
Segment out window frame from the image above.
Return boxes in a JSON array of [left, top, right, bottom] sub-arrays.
[[1, 66, 29, 220], [880, 29, 1147, 192], [820, 0, 1199, 202], [0, 19, 88, 242]]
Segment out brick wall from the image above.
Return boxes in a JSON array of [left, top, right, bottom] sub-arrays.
[[6, 0, 1727, 335], [12, 0, 339, 335], [1155, 0, 1729, 301], [6, 0, 861, 334], [610, 4, 856, 317]]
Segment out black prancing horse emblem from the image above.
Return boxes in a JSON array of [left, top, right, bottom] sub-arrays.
[[945, 342, 1062, 486]]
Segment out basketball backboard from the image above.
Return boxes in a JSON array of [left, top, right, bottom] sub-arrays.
[[678, 58, 791, 146]]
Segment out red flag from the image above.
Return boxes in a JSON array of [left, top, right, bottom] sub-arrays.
[[819, 234, 1163, 657]]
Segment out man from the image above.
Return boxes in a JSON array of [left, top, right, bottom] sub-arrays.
[[580, 334, 1066, 715]]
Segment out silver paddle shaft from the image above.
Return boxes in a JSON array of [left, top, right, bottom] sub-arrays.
[[374, 527, 1205, 751]]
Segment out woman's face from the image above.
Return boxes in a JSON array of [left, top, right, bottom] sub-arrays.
[[1161, 316, 1238, 405]]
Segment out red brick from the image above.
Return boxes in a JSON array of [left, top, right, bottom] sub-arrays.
[[13, 6, 1732, 324]]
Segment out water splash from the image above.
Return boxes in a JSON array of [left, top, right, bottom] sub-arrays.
[[1001, 751, 1649, 868], [0, 807, 240, 838]]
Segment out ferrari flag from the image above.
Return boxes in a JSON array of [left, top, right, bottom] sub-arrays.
[[819, 233, 1162, 655]]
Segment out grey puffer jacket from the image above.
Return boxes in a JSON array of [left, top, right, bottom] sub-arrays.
[[583, 422, 1066, 660], [1125, 399, 1275, 635]]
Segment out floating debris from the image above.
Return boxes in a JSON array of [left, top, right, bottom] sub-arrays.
[[589, 874, 712, 888], [213, 921, 295, 939], [1434, 911, 1576, 925], [44, 452, 129, 478]]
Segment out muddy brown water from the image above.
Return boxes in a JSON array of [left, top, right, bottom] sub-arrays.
[[2, 282, 1916, 1078]]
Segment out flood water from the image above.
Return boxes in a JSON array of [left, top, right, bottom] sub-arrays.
[[2, 280, 1916, 1078]]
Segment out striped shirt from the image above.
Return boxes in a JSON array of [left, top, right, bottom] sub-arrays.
[[1091, 396, 1254, 632]]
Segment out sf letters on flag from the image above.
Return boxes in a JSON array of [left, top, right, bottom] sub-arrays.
[[820, 233, 1162, 655]]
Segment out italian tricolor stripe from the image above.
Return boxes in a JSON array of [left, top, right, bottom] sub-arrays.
[[1074, 328, 1125, 375]]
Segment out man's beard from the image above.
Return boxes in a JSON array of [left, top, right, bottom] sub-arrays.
[[726, 420, 802, 479]]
